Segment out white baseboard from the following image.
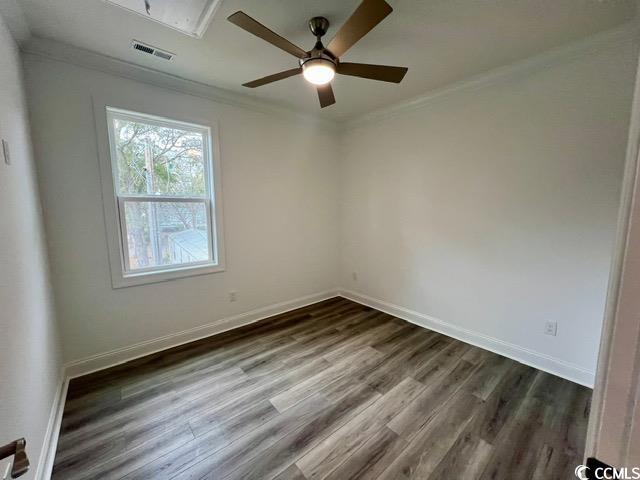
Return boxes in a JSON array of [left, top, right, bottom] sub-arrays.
[[35, 290, 338, 480], [339, 289, 595, 388], [63, 290, 339, 379], [35, 372, 68, 480], [36, 286, 594, 480]]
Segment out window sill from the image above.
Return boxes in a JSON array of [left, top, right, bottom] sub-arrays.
[[111, 262, 225, 288]]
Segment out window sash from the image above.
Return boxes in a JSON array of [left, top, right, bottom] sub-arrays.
[[118, 194, 208, 202], [117, 192, 216, 276], [109, 109, 209, 138], [105, 107, 221, 281], [107, 108, 212, 198], [95, 99, 225, 289]]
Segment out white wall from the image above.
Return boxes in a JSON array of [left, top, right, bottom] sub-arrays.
[[0, 12, 62, 480], [23, 55, 340, 365], [338, 33, 638, 386], [21, 27, 637, 389]]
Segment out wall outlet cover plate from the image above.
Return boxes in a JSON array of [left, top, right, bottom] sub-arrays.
[[544, 321, 558, 336]]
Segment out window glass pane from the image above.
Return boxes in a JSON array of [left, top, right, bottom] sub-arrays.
[[123, 201, 211, 271], [112, 117, 206, 196]]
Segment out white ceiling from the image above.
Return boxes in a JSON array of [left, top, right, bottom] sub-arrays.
[[6, 0, 637, 120]]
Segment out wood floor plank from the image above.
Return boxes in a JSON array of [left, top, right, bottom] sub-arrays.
[[51, 297, 591, 480], [321, 320, 404, 364], [53, 424, 195, 480], [531, 443, 577, 480], [424, 362, 535, 479], [56, 401, 186, 463], [123, 393, 333, 480], [177, 358, 330, 428], [368, 322, 424, 354], [270, 346, 383, 412], [57, 386, 183, 453], [388, 358, 478, 439], [296, 377, 425, 480], [322, 426, 403, 480], [377, 390, 485, 479], [476, 362, 539, 444], [211, 383, 382, 480], [364, 332, 442, 394], [429, 431, 494, 480], [284, 328, 347, 365], [187, 358, 329, 438], [118, 341, 263, 398], [411, 338, 469, 384], [478, 372, 569, 480], [470, 353, 512, 400], [272, 464, 308, 480]]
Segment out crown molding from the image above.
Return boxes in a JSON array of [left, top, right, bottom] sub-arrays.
[[21, 36, 339, 133], [343, 22, 639, 130], [18, 22, 638, 133]]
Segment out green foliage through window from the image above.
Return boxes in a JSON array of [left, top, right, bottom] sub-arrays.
[[113, 118, 206, 196], [108, 110, 216, 273]]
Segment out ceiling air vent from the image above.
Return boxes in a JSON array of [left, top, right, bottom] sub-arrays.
[[131, 40, 175, 61]]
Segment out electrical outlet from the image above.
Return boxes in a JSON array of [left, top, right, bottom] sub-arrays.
[[544, 321, 557, 336], [2, 139, 10, 165], [352, 272, 358, 282], [228, 291, 237, 302]]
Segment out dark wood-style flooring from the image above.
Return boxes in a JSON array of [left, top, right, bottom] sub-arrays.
[[53, 297, 591, 480]]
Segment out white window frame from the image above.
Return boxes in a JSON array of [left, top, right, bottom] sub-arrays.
[[96, 102, 225, 288]]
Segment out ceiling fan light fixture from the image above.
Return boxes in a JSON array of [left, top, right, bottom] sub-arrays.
[[228, 0, 407, 108], [302, 58, 336, 86]]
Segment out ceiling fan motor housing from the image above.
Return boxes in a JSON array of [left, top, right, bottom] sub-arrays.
[[300, 50, 337, 68], [304, 16, 336, 70], [308, 17, 330, 38]]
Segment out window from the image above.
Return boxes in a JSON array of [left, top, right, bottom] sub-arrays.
[[104, 107, 222, 286]]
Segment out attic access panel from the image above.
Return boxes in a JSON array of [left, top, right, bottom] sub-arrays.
[[103, 0, 223, 38]]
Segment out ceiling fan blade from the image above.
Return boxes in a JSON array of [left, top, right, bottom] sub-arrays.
[[326, 0, 392, 58], [317, 84, 336, 108], [337, 62, 408, 83], [228, 11, 307, 59], [243, 68, 302, 88]]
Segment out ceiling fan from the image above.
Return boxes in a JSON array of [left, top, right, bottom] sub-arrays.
[[227, 0, 408, 108]]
